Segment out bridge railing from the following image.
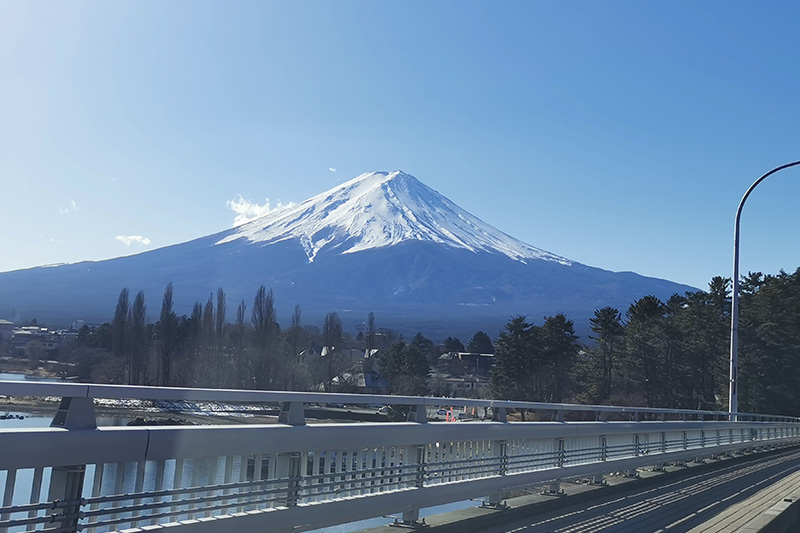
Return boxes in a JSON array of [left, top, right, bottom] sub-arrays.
[[1, 381, 799, 533]]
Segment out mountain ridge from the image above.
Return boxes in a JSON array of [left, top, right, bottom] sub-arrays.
[[0, 171, 696, 337]]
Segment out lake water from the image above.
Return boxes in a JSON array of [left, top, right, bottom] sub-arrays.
[[0, 372, 480, 532], [0, 372, 131, 428]]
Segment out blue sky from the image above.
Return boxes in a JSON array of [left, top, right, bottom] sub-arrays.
[[1, 1, 799, 290]]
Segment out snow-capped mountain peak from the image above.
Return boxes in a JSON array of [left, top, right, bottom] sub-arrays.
[[217, 170, 572, 265]]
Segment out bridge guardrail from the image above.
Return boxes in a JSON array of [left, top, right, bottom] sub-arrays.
[[1, 381, 799, 533]]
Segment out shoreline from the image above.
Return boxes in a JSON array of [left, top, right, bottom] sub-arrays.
[[0, 396, 281, 426]]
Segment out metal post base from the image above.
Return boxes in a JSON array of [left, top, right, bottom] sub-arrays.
[[391, 517, 428, 529], [541, 481, 564, 495], [481, 500, 509, 510]]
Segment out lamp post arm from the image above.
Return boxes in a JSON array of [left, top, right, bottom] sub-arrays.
[[729, 160, 800, 419]]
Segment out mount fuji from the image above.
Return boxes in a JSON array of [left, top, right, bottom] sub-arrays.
[[0, 171, 695, 337]]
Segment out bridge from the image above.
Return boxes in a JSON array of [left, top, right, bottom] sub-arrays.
[[1, 381, 799, 533]]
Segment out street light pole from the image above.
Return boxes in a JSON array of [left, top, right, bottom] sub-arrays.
[[729, 160, 800, 419]]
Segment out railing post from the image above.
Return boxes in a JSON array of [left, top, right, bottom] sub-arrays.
[[274, 452, 302, 508], [51, 397, 96, 430], [653, 432, 667, 471], [590, 435, 607, 485], [47, 396, 96, 533], [624, 434, 639, 478], [278, 402, 306, 426], [543, 439, 564, 495], [556, 438, 565, 468], [407, 404, 427, 424], [47, 466, 86, 533], [486, 440, 509, 507], [398, 445, 426, 526]]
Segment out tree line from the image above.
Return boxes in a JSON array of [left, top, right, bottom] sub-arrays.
[[491, 270, 800, 416], [64, 282, 487, 393], [57, 268, 800, 416]]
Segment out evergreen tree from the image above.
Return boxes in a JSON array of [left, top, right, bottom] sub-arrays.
[[251, 286, 278, 389], [378, 341, 430, 396], [186, 302, 203, 385], [129, 291, 148, 385], [623, 295, 668, 407], [233, 299, 248, 386], [490, 316, 536, 402], [158, 282, 178, 386], [321, 312, 344, 391], [738, 269, 800, 416], [202, 295, 215, 349], [585, 307, 624, 403], [442, 336, 465, 353], [112, 288, 130, 361], [539, 314, 579, 403], [410, 332, 436, 362], [466, 331, 494, 354], [366, 311, 377, 354], [215, 288, 227, 350], [288, 304, 302, 358]]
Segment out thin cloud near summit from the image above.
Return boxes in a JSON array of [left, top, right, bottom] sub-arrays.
[[226, 195, 296, 226], [115, 235, 152, 247]]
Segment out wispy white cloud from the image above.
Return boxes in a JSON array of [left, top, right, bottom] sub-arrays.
[[226, 196, 295, 226], [115, 235, 152, 247], [59, 199, 78, 214], [40, 235, 64, 245], [328, 167, 337, 173]]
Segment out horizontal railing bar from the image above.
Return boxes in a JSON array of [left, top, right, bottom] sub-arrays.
[[425, 464, 502, 477], [83, 477, 291, 504], [302, 464, 418, 481], [0, 512, 58, 528], [426, 456, 506, 469], [0, 499, 68, 514], [301, 474, 417, 493], [1, 380, 797, 423], [80, 492, 290, 530], [83, 485, 288, 519]]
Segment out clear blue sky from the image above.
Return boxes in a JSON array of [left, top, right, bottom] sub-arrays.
[[2, 1, 799, 290]]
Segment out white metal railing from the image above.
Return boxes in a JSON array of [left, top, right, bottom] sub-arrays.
[[1, 381, 799, 533]]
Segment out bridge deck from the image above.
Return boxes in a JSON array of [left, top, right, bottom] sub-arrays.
[[361, 448, 800, 533]]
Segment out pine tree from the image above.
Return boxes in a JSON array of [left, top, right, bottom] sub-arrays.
[[129, 291, 147, 385], [251, 286, 278, 389], [378, 341, 430, 396], [623, 296, 667, 407], [586, 307, 624, 403], [539, 314, 579, 403], [442, 336, 465, 353], [490, 316, 535, 402], [112, 288, 130, 361], [366, 311, 376, 355], [158, 283, 178, 386], [466, 331, 494, 354], [215, 288, 227, 351]]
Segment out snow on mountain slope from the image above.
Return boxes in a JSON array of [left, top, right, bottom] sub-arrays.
[[217, 171, 572, 265]]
